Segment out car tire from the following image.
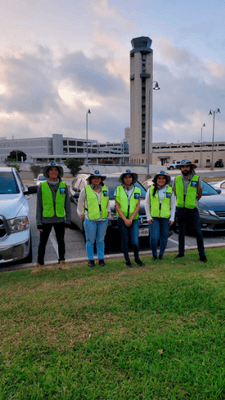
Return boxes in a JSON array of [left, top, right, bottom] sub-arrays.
[[169, 166, 174, 170], [23, 235, 33, 263]]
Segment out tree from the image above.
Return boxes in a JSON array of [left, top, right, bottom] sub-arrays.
[[5, 150, 27, 162], [64, 159, 83, 177], [30, 165, 43, 178]]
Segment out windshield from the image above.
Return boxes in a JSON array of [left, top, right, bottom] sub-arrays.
[[104, 177, 146, 200], [202, 181, 218, 196], [38, 175, 47, 181], [0, 172, 20, 194]]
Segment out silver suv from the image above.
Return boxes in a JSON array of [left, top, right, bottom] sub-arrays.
[[0, 167, 35, 264], [69, 174, 150, 240]]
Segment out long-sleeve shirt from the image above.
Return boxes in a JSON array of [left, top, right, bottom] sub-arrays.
[[36, 180, 71, 226], [145, 185, 176, 222], [77, 187, 110, 221]]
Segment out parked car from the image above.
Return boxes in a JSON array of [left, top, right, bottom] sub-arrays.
[[173, 180, 225, 232], [142, 178, 153, 190], [69, 174, 150, 240], [211, 180, 225, 195], [0, 167, 36, 264], [165, 161, 181, 170], [35, 174, 47, 186], [215, 159, 224, 168]]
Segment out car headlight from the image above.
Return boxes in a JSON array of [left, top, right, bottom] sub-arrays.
[[198, 209, 210, 215], [8, 217, 29, 233]]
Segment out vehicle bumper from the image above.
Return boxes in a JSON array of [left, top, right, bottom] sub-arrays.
[[0, 231, 30, 263], [200, 215, 225, 232]]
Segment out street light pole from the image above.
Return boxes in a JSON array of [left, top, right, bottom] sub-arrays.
[[209, 108, 221, 170], [147, 81, 160, 175], [86, 109, 91, 165], [200, 123, 205, 168]]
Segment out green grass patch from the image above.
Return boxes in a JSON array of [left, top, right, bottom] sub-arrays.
[[0, 249, 225, 399]]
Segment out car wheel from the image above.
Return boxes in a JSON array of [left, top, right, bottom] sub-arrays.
[[23, 236, 33, 263], [169, 166, 174, 170]]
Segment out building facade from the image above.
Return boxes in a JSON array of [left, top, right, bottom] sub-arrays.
[[130, 36, 153, 165]]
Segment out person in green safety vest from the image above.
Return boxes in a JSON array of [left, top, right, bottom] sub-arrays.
[[145, 171, 176, 260], [173, 159, 207, 262], [115, 170, 145, 268], [77, 170, 110, 267], [32, 162, 71, 274]]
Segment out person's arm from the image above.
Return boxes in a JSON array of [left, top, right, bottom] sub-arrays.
[[145, 187, 153, 225], [197, 177, 203, 200], [36, 185, 43, 231], [115, 199, 127, 222], [77, 188, 86, 220], [64, 185, 71, 228], [169, 192, 176, 225]]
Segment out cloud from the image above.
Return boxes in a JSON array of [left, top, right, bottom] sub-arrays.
[[59, 51, 127, 97]]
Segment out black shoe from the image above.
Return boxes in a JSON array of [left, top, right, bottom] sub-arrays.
[[88, 260, 95, 267], [125, 261, 132, 268], [158, 255, 164, 260], [152, 256, 157, 261], [200, 256, 208, 263], [175, 254, 184, 259], [134, 259, 145, 267], [99, 259, 105, 266]]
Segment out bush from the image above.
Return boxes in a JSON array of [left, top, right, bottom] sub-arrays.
[[6, 164, 21, 172]]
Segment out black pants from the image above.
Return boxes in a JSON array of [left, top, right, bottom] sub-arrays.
[[37, 223, 65, 265], [176, 207, 205, 257]]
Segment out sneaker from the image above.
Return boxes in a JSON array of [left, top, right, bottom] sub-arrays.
[[152, 256, 157, 261], [31, 263, 43, 274], [99, 259, 105, 266], [158, 255, 164, 260], [175, 254, 184, 259], [134, 259, 145, 267], [88, 260, 95, 268], [125, 261, 132, 268], [59, 261, 69, 270], [200, 256, 208, 263]]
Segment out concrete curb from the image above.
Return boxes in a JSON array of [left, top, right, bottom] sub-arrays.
[[1, 241, 224, 273]]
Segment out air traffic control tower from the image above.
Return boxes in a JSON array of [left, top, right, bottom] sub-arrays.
[[130, 36, 153, 165]]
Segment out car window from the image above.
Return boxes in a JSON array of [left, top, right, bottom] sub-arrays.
[[0, 172, 20, 194], [104, 177, 146, 200], [202, 181, 218, 196]]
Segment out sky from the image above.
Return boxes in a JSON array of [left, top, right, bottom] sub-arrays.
[[0, 0, 224, 145]]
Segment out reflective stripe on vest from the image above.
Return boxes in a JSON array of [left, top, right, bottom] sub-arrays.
[[42, 181, 66, 218], [175, 175, 199, 209], [116, 186, 141, 220], [150, 185, 172, 218], [85, 185, 108, 220]]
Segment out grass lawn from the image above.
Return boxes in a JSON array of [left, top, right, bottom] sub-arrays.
[[0, 249, 225, 400]]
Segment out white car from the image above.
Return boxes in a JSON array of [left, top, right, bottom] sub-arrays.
[[0, 167, 35, 264], [211, 180, 225, 195], [36, 174, 47, 186]]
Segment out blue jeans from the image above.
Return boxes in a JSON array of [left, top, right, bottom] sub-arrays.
[[176, 207, 205, 257], [84, 218, 108, 260], [117, 218, 140, 263], [149, 218, 170, 258]]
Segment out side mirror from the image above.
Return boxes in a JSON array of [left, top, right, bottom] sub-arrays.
[[216, 189, 221, 194], [24, 186, 38, 195], [73, 192, 79, 199]]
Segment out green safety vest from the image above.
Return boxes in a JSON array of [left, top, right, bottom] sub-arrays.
[[85, 185, 108, 220], [116, 186, 141, 220], [150, 185, 173, 218], [175, 175, 199, 209], [41, 181, 66, 218]]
